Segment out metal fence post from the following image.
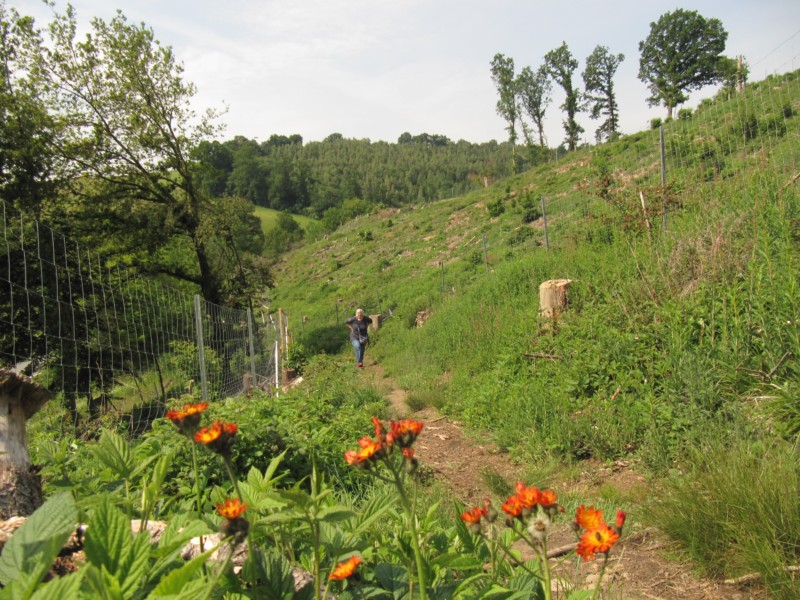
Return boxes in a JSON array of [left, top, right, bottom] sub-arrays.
[[660, 125, 667, 232], [540, 196, 550, 251], [193, 294, 208, 401], [246, 308, 257, 382]]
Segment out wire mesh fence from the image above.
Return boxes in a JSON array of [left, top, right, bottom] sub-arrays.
[[0, 201, 280, 437]]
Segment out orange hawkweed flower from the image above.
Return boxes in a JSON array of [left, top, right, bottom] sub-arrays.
[[539, 489, 558, 509], [501, 495, 525, 519], [166, 402, 208, 435], [194, 420, 238, 455], [615, 510, 627, 531], [344, 436, 383, 467], [576, 524, 620, 561], [575, 504, 606, 531], [329, 555, 362, 581], [460, 506, 487, 524], [389, 419, 424, 448], [216, 497, 247, 520], [514, 482, 541, 510]]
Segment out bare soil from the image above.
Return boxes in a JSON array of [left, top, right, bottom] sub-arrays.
[[365, 361, 769, 600]]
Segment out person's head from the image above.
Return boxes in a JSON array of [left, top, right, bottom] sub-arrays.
[[356, 308, 364, 319]]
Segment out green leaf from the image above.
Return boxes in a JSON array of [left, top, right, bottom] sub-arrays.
[[317, 508, 355, 523], [148, 550, 212, 596], [83, 500, 149, 597], [29, 570, 84, 600], [0, 492, 78, 588], [373, 563, 409, 598], [91, 430, 134, 479], [565, 591, 595, 600], [430, 552, 483, 570]]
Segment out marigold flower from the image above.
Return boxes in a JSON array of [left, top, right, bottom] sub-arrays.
[[575, 504, 606, 531], [194, 420, 238, 455], [216, 497, 247, 520], [389, 419, 424, 448], [576, 524, 620, 561], [329, 555, 362, 580]]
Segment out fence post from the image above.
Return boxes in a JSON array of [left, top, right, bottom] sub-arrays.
[[440, 261, 445, 293], [246, 308, 256, 383], [483, 234, 489, 271], [274, 340, 280, 392], [193, 294, 208, 401], [660, 125, 667, 232], [540, 196, 550, 251]]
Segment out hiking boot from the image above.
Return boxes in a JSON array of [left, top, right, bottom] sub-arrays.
[[358, 363, 363, 368]]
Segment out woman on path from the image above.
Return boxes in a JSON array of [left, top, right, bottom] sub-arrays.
[[345, 308, 373, 367]]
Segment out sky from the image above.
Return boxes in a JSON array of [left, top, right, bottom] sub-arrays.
[[12, 0, 800, 145]]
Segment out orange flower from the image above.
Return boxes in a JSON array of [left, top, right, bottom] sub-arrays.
[[216, 497, 247, 520], [501, 495, 524, 518], [539, 489, 558, 508], [372, 416, 386, 440], [329, 555, 362, 581], [575, 504, 606, 531], [389, 419, 424, 448], [344, 436, 383, 467], [460, 506, 488, 524], [576, 524, 620, 561], [194, 420, 238, 455], [615, 510, 627, 531], [514, 482, 541, 510], [166, 402, 208, 435]]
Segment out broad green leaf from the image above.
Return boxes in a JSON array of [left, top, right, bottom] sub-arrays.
[[148, 549, 212, 596], [0, 492, 78, 588], [83, 499, 149, 597], [91, 430, 134, 479], [29, 570, 84, 599], [373, 563, 409, 598], [247, 549, 295, 600], [430, 552, 483, 570], [565, 591, 594, 600]]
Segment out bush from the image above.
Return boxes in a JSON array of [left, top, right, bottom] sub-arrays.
[[486, 198, 505, 217]]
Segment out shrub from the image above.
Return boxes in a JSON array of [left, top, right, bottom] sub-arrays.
[[486, 198, 505, 217]]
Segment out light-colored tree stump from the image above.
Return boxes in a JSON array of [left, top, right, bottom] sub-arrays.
[[539, 279, 572, 319], [0, 369, 51, 519], [368, 314, 382, 333]]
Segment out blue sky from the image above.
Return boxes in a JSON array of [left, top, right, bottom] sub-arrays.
[[12, 0, 800, 145]]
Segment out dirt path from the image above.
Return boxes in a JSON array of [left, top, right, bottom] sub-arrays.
[[363, 362, 767, 600]]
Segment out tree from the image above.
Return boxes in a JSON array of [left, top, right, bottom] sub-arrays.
[[583, 46, 625, 142], [544, 42, 583, 151], [490, 53, 520, 168], [638, 9, 728, 119], [516, 65, 551, 148]]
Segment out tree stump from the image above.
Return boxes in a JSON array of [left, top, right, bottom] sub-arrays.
[[539, 279, 572, 319], [0, 369, 51, 519], [368, 314, 382, 333]]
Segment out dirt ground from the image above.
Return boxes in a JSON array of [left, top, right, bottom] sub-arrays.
[[366, 362, 769, 600]]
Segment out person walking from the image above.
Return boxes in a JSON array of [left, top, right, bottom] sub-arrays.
[[345, 308, 373, 367]]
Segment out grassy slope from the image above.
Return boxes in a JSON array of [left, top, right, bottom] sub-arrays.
[[270, 72, 800, 590], [253, 205, 316, 235]]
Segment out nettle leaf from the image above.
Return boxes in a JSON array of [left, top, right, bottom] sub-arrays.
[[83, 500, 150, 597], [0, 492, 78, 588], [29, 570, 84, 599], [91, 430, 135, 479], [373, 563, 409, 597]]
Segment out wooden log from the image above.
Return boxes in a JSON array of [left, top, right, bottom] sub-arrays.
[[0, 369, 51, 519], [538, 279, 572, 319]]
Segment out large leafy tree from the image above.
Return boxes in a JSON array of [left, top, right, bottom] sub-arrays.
[[31, 5, 258, 305], [544, 42, 583, 151], [516, 65, 551, 148], [490, 53, 520, 169], [583, 46, 625, 142], [638, 9, 728, 119]]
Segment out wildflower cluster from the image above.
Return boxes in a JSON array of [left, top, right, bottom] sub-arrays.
[[344, 416, 423, 473], [165, 402, 208, 436], [216, 497, 249, 542], [329, 555, 362, 581], [574, 505, 626, 561]]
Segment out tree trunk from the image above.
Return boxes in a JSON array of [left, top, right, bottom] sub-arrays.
[[539, 279, 572, 319]]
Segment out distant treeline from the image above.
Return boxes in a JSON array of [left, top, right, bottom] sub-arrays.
[[193, 133, 524, 218]]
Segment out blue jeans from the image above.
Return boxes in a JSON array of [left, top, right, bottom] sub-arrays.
[[351, 338, 367, 363]]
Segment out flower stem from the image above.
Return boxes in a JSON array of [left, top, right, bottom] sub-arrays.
[[590, 553, 609, 600], [390, 464, 428, 600]]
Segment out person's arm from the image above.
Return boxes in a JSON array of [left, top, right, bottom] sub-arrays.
[[365, 316, 373, 324]]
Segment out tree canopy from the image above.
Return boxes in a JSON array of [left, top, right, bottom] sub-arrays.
[[544, 42, 584, 151], [638, 8, 728, 119], [583, 46, 625, 142]]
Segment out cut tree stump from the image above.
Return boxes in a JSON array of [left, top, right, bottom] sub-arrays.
[[0, 369, 51, 519], [538, 279, 572, 319], [368, 314, 382, 333]]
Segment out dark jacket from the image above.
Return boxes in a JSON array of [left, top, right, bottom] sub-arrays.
[[345, 315, 373, 342]]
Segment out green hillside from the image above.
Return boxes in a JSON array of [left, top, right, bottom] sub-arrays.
[[271, 70, 800, 594], [253, 205, 316, 234]]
